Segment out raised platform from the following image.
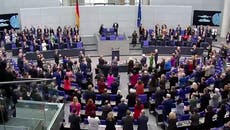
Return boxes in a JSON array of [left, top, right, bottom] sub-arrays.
[[97, 35, 129, 56], [143, 46, 204, 55]]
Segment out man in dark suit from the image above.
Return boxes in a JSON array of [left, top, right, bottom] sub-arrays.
[[84, 85, 96, 103], [162, 94, 173, 121], [68, 109, 81, 130], [117, 98, 129, 120], [122, 110, 134, 130], [137, 110, 149, 130], [54, 50, 60, 65]]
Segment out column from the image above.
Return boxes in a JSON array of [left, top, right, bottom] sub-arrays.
[[220, 0, 230, 37]]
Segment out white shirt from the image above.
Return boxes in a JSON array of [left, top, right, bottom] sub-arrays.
[[88, 116, 99, 130], [41, 42, 47, 51]]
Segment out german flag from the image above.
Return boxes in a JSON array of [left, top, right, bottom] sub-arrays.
[[75, 0, 80, 27]]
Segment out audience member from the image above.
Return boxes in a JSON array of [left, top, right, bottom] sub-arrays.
[[88, 113, 100, 130], [101, 101, 112, 119], [126, 89, 137, 107], [137, 110, 149, 130], [69, 96, 81, 116], [122, 110, 134, 130], [105, 112, 116, 130], [85, 99, 96, 117], [167, 112, 177, 130], [68, 109, 81, 130], [117, 98, 129, 120], [204, 106, 215, 130], [133, 98, 144, 120]]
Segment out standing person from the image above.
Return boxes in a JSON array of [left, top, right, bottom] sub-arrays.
[[133, 98, 144, 119], [135, 80, 144, 95], [132, 30, 138, 47], [54, 50, 60, 65], [226, 32, 230, 44], [149, 53, 154, 69], [107, 73, 115, 88], [162, 94, 173, 121], [68, 109, 81, 130], [137, 110, 149, 130], [154, 49, 158, 67], [189, 109, 200, 130], [85, 99, 96, 117], [122, 110, 134, 130], [69, 96, 81, 116], [140, 54, 147, 67], [105, 112, 116, 130], [167, 112, 177, 130], [216, 104, 227, 127], [117, 98, 129, 120], [113, 22, 119, 36], [88, 113, 100, 130], [204, 106, 215, 130], [102, 102, 112, 119]]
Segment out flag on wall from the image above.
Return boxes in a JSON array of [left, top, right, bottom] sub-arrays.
[[75, 0, 80, 27], [137, 0, 142, 27]]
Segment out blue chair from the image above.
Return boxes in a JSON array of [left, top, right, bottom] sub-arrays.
[[58, 90, 66, 96], [138, 94, 148, 104], [77, 42, 83, 48], [97, 107, 102, 111], [100, 120, 106, 125], [29, 45, 34, 52], [84, 118, 89, 124], [96, 94, 102, 100], [184, 101, 190, 106], [110, 35, 116, 40], [110, 94, 117, 101], [151, 93, 155, 100], [129, 107, 134, 112], [199, 111, 205, 117], [118, 35, 124, 40], [149, 29, 154, 35], [133, 119, 138, 125], [12, 43, 17, 49], [179, 114, 190, 121], [143, 40, 149, 46], [117, 120, 122, 125], [113, 106, 118, 112], [100, 36, 106, 40]]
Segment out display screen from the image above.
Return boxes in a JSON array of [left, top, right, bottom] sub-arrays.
[[0, 13, 20, 30], [193, 10, 221, 26]]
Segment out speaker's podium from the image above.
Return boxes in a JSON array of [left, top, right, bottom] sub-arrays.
[[97, 34, 129, 56], [112, 48, 120, 61]]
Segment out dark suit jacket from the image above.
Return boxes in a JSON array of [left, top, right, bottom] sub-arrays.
[[137, 115, 149, 130], [122, 115, 134, 130], [69, 114, 81, 130], [117, 102, 128, 119]]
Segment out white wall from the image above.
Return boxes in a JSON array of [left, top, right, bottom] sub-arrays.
[[150, 0, 224, 11], [20, 5, 192, 35], [0, 0, 60, 14]]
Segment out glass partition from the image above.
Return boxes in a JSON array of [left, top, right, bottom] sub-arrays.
[[0, 78, 64, 130]]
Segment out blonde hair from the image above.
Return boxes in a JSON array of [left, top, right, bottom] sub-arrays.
[[107, 112, 114, 121], [168, 112, 177, 120]]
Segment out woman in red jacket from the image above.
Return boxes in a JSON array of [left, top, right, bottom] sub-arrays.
[[133, 98, 144, 119], [135, 80, 144, 95], [64, 76, 71, 90], [85, 98, 96, 117]]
